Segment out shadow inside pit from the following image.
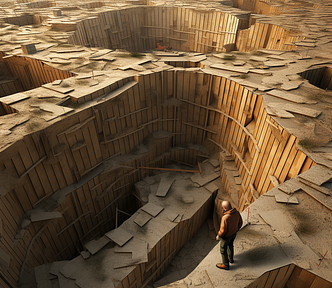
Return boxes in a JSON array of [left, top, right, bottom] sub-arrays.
[[153, 222, 216, 287]]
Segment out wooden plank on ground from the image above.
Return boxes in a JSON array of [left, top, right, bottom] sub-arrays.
[[190, 172, 220, 187], [141, 202, 164, 217], [42, 82, 74, 94], [105, 227, 133, 247], [84, 236, 110, 255], [298, 178, 331, 196], [0, 93, 30, 105], [133, 211, 152, 227], [275, 193, 299, 204], [298, 164, 332, 186], [266, 90, 317, 104], [156, 175, 175, 197], [210, 63, 249, 74]]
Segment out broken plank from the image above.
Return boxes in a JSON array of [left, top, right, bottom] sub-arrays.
[[133, 211, 152, 227], [105, 227, 133, 247], [266, 89, 316, 104], [156, 175, 175, 197], [210, 63, 249, 74], [30, 211, 62, 222], [275, 193, 299, 204], [140, 202, 164, 217], [0, 93, 30, 105], [298, 164, 332, 186], [191, 172, 220, 187], [84, 236, 110, 255], [298, 178, 332, 196]]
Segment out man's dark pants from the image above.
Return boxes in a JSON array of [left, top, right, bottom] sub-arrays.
[[219, 233, 237, 267]]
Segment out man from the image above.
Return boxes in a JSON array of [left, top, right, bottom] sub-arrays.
[[216, 201, 243, 270]]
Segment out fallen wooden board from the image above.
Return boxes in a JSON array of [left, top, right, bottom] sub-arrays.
[[105, 227, 133, 247], [209, 159, 219, 167], [210, 63, 249, 74], [30, 211, 62, 222], [281, 81, 303, 91], [133, 211, 152, 227], [249, 56, 269, 62], [257, 49, 284, 55], [265, 104, 295, 118], [248, 69, 272, 76], [300, 185, 332, 212], [295, 41, 316, 47], [266, 89, 316, 104], [114, 237, 147, 253], [188, 55, 207, 62], [0, 93, 30, 105], [236, 79, 272, 92], [298, 164, 332, 186], [191, 172, 220, 187], [263, 61, 286, 67], [275, 193, 299, 204], [298, 178, 332, 196], [42, 82, 74, 94], [141, 202, 164, 217], [156, 175, 175, 197], [278, 180, 301, 194], [84, 236, 110, 255], [283, 103, 321, 118], [204, 181, 219, 193], [163, 210, 178, 222], [267, 55, 286, 60]]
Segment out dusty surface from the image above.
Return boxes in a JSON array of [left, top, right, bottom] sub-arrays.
[[158, 188, 332, 287]]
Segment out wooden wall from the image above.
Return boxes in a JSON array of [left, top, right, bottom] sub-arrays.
[[0, 69, 315, 287], [299, 67, 332, 90], [67, 7, 239, 53], [246, 263, 332, 288], [1, 56, 75, 92], [0, 79, 23, 98], [4, 15, 35, 26], [236, 22, 303, 51], [118, 193, 213, 288], [171, 70, 314, 212]]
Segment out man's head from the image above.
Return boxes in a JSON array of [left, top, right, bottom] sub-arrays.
[[222, 201, 232, 213]]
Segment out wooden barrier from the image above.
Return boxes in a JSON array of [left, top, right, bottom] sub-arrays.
[[246, 263, 332, 288], [1, 56, 75, 92], [236, 22, 303, 51], [67, 7, 240, 53], [0, 70, 315, 286]]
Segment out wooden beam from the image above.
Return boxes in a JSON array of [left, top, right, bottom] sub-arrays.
[[179, 98, 260, 152]]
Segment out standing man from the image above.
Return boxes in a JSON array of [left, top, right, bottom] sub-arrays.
[[216, 201, 243, 270]]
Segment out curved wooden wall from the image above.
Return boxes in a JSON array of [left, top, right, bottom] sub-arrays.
[[1, 56, 75, 92], [0, 69, 313, 286], [67, 7, 240, 53]]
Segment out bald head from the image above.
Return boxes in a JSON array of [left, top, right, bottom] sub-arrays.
[[222, 201, 232, 212]]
